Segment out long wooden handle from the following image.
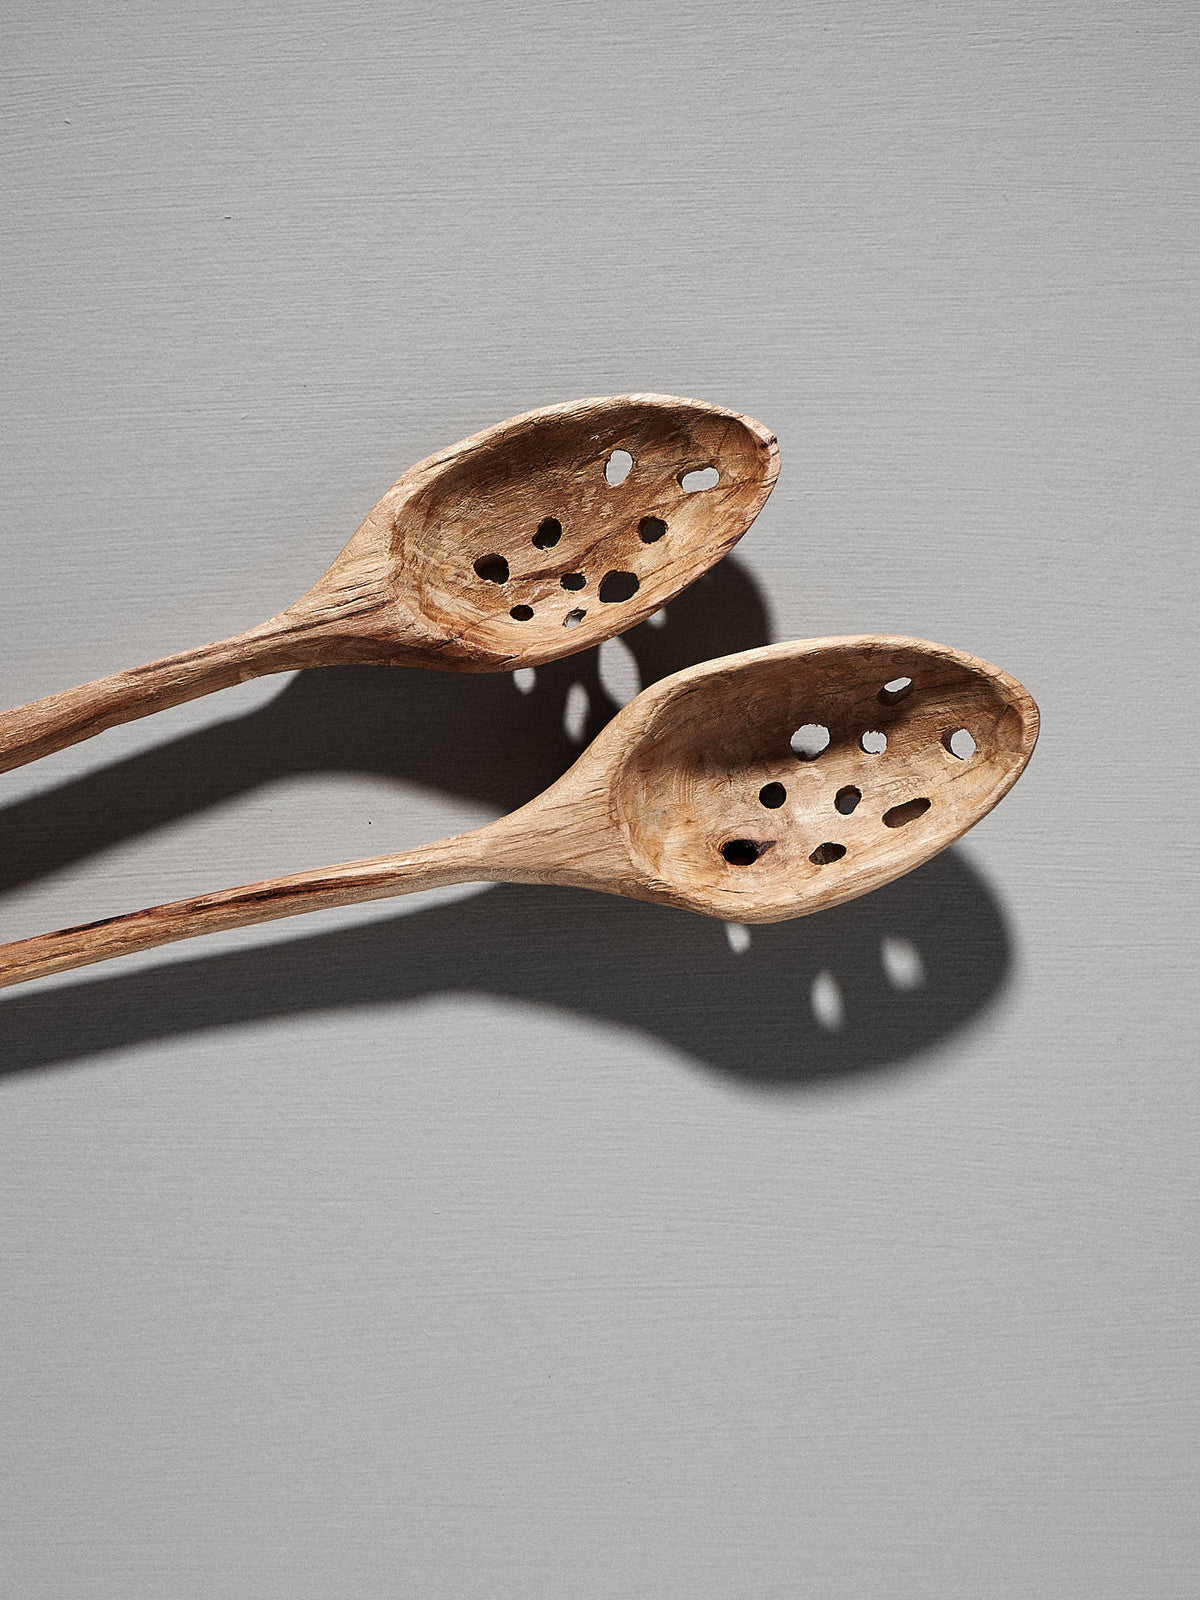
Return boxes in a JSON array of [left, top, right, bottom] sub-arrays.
[[0, 831, 493, 991], [0, 619, 314, 775]]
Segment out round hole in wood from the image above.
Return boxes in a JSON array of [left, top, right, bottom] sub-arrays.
[[638, 516, 667, 543], [790, 723, 830, 760], [860, 730, 888, 754], [473, 554, 509, 583], [680, 466, 719, 492], [563, 608, 586, 627], [532, 518, 562, 549], [721, 838, 761, 866], [509, 604, 534, 621], [944, 727, 977, 760], [598, 570, 639, 603], [758, 782, 787, 809], [809, 842, 847, 866], [835, 785, 861, 815], [560, 572, 586, 591]]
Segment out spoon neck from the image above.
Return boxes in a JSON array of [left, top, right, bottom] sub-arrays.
[[464, 791, 634, 899], [278, 509, 437, 667]]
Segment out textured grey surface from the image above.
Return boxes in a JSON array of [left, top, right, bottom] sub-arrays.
[[1, 3, 1197, 1595]]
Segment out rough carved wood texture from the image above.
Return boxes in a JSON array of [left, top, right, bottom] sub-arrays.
[[0, 394, 778, 775], [0, 637, 1036, 988]]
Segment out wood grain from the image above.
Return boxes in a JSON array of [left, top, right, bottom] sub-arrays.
[[0, 394, 777, 775], [0, 636, 1037, 988]]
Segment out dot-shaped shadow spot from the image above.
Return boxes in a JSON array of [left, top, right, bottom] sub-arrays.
[[560, 572, 586, 591], [810, 842, 847, 865], [474, 554, 509, 583], [883, 797, 931, 828], [759, 782, 787, 809], [721, 839, 761, 866], [834, 785, 861, 815], [790, 723, 830, 760], [639, 516, 667, 543], [510, 605, 534, 621], [533, 518, 562, 549], [598, 571, 639, 603], [810, 969, 845, 1031]]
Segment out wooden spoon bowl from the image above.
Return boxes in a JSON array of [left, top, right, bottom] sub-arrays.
[[0, 637, 1037, 990], [608, 637, 1038, 922], [0, 394, 777, 772], [385, 395, 776, 667]]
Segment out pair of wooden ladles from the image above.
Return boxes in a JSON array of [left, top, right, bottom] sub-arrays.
[[0, 395, 1038, 992]]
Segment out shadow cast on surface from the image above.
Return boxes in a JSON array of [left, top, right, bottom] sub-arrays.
[[0, 556, 1014, 1084], [0, 562, 771, 895], [0, 849, 1009, 1084]]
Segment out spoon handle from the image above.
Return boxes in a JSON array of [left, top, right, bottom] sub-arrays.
[[0, 618, 314, 776], [0, 830, 496, 991]]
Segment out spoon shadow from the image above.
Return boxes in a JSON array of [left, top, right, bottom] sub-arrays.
[[0, 849, 1008, 1084], [0, 556, 1014, 1082], [0, 561, 770, 895]]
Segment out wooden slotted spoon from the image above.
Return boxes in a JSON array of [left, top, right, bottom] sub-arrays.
[[0, 636, 1038, 990], [0, 394, 778, 774]]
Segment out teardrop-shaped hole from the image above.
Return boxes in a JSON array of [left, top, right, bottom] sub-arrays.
[[605, 449, 633, 486], [721, 838, 761, 866], [598, 570, 639, 603], [474, 554, 509, 583], [879, 676, 913, 706], [882, 797, 931, 828]]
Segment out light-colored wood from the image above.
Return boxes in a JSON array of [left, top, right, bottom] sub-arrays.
[[0, 636, 1038, 989], [0, 394, 778, 774]]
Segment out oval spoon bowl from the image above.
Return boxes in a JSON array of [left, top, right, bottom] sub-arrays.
[[351, 392, 779, 668], [605, 635, 1039, 922]]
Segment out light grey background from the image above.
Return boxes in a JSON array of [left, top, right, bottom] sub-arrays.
[[2, 2, 1197, 1595]]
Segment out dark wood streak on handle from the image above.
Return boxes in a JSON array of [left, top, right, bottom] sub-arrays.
[[0, 831, 496, 990]]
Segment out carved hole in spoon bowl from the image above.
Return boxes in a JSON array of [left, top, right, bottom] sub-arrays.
[[397, 399, 775, 667], [614, 641, 1036, 923]]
